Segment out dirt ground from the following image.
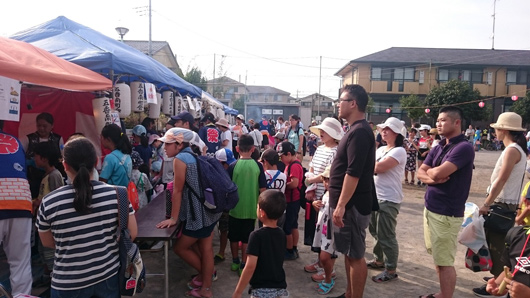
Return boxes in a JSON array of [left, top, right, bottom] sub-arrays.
[[135, 150, 515, 298]]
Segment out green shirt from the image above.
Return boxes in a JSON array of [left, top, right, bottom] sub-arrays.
[[229, 159, 265, 219]]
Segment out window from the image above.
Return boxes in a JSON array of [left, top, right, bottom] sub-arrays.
[[507, 70, 529, 85], [394, 68, 414, 81], [439, 68, 483, 83], [506, 71, 517, 84], [233, 87, 238, 93], [439, 69, 448, 81], [274, 95, 279, 101], [371, 67, 382, 80]]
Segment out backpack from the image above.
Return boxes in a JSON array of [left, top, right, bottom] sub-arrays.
[[181, 151, 239, 219], [113, 153, 140, 211], [115, 186, 146, 296], [286, 160, 308, 206]]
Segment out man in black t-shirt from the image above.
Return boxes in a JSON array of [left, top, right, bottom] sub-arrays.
[[329, 84, 376, 298]]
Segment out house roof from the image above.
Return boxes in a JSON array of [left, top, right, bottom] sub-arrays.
[[298, 93, 335, 102], [123, 40, 170, 55], [246, 85, 290, 95], [206, 76, 244, 87], [336, 47, 530, 76]]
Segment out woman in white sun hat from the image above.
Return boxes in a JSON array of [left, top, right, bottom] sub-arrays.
[[474, 112, 528, 297], [367, 117, 407, 283], [303, 117, 344, 285]]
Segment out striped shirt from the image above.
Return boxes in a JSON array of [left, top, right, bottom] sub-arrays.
[[36, 181, 134, 290], [309, 145, 337, 200]]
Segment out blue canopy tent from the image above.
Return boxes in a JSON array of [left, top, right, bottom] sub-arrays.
[[11, 16, 202, 98], [224, 106, 238, 116]]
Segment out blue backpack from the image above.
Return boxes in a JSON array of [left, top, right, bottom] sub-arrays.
[[181, 151, 239, 219]]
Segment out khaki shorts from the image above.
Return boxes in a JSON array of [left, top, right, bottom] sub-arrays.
[[423, 208, 462, 267]]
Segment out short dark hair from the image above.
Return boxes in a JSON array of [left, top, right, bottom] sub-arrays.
[[253, 123, 260, 130], [237, 134, 254, 152], [141, 117, 155, 128], [261, 149, 279, 165], [341, 84, 368, 112], [439, 106, 463, 122], [36, 112, 54, 125], [258, 190, 286, 220], [33, 141, 62, 167]]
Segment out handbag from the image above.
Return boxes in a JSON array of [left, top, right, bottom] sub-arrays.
[[465, 245, 492, 272], [115, 186, 146, 296], [483, 204, 516, 234]]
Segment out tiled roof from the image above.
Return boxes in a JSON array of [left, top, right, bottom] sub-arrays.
[[352, 47, 530, 67], [123, 40, 169, 55], [246, 85, 290, 95]]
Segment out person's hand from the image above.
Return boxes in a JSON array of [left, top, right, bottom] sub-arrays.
[[422, 152, 428, 157], [333, 206, 345, 228], [312, 200, 324, 211], [479, 204, 490, 216], [306, 190, 316, 201], [506, 277, 530, 298], [486, 275, 502, 295], [232, 292, 242, 298], [156, 217, 177, 229]]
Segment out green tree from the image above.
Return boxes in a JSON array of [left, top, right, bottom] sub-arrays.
[[424, 79, 490, 123], [183, 67, 207, 90], [232, 94, 245, 114], [400, 94, 425, 124], [510, 91, 530, 126]]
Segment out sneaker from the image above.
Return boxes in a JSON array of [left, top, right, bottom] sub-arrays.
[[304, 260, 321, 273], [212, 270, 218, 282], [473, 285, 504, 297], [482, 276, 494, 283], [311, 269, 336, 282], [151, 241, 164, 250], [371, 270, 398, 283], [231, 262, 240, 271], [284, 251, 297, 261], [214, 254, 225, 264], [294, 248, 300, 259]]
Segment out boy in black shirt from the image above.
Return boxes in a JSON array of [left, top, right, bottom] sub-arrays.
[[233, 190, 289, 298]]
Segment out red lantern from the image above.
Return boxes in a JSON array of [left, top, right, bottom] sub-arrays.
[[478, 101, 485, 108], [512, 95, 518, 101], [425, 108, 430, 113], [385, 108, 391, 114]]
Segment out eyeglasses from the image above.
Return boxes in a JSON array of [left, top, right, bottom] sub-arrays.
[[338, 98, 354, 102]]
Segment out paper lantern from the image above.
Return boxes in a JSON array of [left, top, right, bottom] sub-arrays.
[[162, 91, 174, 115], [511, 95, 518, 101], [113, 83, 131, 118], [478, 101, 485, 108], [92, 97, 113, 134], [131, 82, 145, 112], [385, 108, 391, 114], [425, 108, 430, 113], [175, 95, 182, 115], [148, 93, 162, 118]]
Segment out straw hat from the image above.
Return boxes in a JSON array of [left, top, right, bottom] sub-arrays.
[[429, 128, 438, 135], [377, 117, 406, 137], [309, 117, 344, 141], [216, 118, 229, 128], [490, 112, 525, 131]]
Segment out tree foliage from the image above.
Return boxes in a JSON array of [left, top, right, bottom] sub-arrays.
[[510, 91, 530, 126], [424, 79, 490, 123], [366, 96, 375, 114], [183, 67, 207, 90], [232, 95, 245, 114], [400, 94, 425, 124]]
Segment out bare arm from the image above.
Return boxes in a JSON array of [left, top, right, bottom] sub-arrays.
[[285, 177, 299, 190], [156, 158, 186, 228], [332, 174, 359, 228], [128, 214, 138, 240], [480, 147, 521, 215], [232, 255, 258, 298], [417, 163, 449, 185], [39, 230, 55, 248], [426, 160, 458, 181], [375, 156, 399, 174]]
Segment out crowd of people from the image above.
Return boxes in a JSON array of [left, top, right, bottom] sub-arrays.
[[2, 83, 530, 298]]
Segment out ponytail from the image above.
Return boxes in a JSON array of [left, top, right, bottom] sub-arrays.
[[509, 131, 528, 155], [140, 134, 148, 148], [102, 124, 132, 154], [63, 137, 96, 214]]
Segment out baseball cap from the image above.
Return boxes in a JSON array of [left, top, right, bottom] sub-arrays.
[[274, 132, 285, 139], [215, 148, 236, 165], [173, 111, 195, 125], [201, 112, 216, 123], [151, 160, 162, 172], [131, 151, 144, 168], [148, 134, 160, 145], [236, 114, 244, 120], [132, 125, 147, 136], [279, 141, 296, 155], [419, 124, 431, 131]]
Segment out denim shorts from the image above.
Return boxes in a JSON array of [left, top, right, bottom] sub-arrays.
[[51, 273, 119, 298], [283, 201, 300, 235], [182, 222, 217, 239]]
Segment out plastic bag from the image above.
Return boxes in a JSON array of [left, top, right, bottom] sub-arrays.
[[458, 202, 487, 253]]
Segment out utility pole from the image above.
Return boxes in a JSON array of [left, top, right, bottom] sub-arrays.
[[148, 0, 152, 56], [491, 0, 497, 50], [318, 56, 322, 118], [213, 53, 216, 94]]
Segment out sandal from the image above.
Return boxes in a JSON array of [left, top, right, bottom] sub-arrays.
[[214, 254, 225, 264], [371, 270, 398, 283], [418, 294, 436, 298], [316, 279, 335, 295], [404, 179, 409, 184], [185, 287, 213, 298], [366, 259, 385, 269]]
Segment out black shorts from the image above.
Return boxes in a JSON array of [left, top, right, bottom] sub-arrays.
[[417, 148, 429, 161], [283, 201, 301, 235], [228, 216, 255, 243]]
